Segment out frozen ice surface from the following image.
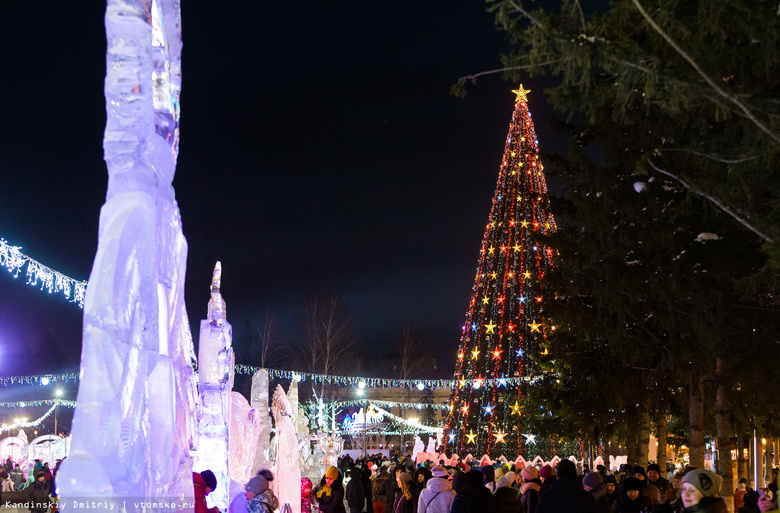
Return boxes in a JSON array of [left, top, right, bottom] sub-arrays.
[[271, 385, 302, 513], [229, 391, 261, 485], [250, 369, 272, 474], [57, 0, 198, 509]]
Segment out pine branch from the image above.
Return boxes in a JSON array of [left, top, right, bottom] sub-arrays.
[[647, 161, 774, 243], [509, 0, 543, 27], [659, 149, 759, 164], [631, 0, 780, 147], [458, 60, 562, 82]]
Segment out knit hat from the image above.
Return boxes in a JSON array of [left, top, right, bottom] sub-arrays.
[[496, 475, 513, 489], [200, 470, 217, 491], [605, 474, 617, 485], [397, 472, 411, 484], [431, 466, 448, 478], [633, 466, 646, 477], [681, 469, 722, 499], [452, 472, 468, 493], [521, 466, 538, 481], [465, 469, 486, 488], [539, 464, 554, 479], [325, 466, 339, 480], [623, 477, 643, 492], [246, 469, 274, 495], [582, 472, 604, 489], [495, 467, 505, 480], [556, 460, 576, 479], [647, 463, 661, 474], [480, 465, 495, 483]]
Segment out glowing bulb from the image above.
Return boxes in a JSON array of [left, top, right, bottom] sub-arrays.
[[358, 381, 366, 389], [55, 389, 63, 397], [292, 373, 302, 382], [41, 377, 50, 386], [416, 383, 424, 390]]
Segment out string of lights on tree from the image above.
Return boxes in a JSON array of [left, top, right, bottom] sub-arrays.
[[0, 404, 57, 434], [0, 400, 75, 409], [0, 238, 87, 308], [369, 404, 442, 434], [443, 86, 557, 457], [326, 399, 449, 411]]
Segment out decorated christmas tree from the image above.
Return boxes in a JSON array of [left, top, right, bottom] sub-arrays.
[[443, 86, 556, 457]]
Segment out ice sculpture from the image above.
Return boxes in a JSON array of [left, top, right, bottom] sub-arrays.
[[271, 385, 302, 513], [251, 369, 272, 473], [288, 378, 299, 426], [194, 262, 235, 512], [57, 0, 198, 508], [426, 436, 436, 455], [229, 391, 261, 485]]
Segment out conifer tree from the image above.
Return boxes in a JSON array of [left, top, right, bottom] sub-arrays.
[[443, 87, 555, 457]]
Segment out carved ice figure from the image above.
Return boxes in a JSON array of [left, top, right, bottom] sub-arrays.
[[271, 385, 301, 513], [194, 262, 235, 512], [57, 0, 198, 508], [426, 436, 436, 455], [251, 369, 272, 474], [229, 391, 261, 485], [413, 436, 425, 457], [319, 433, 343, 469]]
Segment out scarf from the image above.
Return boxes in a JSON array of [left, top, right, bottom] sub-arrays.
[[317, 485, 332, 498]]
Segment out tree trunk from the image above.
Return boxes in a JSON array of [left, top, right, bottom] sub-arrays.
[[626, 429, 638, 467], [657, 412, 668, 473], [739, 436, 749, 485], [603, 438, 612, 472], [688, 374, 705, 468], [637, 396, 651, 469], [765, 438, 773, 487], [715, 356, 734, 512]]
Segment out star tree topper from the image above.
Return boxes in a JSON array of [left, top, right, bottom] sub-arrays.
[[512, 85, 531, 103]]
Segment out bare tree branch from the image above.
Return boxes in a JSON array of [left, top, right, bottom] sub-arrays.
[[631, 0, 780, 146], [647, 161, 774, 243], [458, 61, 562, 82]]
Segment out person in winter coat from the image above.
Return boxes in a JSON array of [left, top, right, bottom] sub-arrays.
[[347, 467, 366, 513], [417, 465, 455, 513], [480, 465, 497, 493], [411, 467, 432, 513], [535, 459, 598, 513], [604, 475, 618, 505], [376, 466, 402, 512], [245, 470, 280, 513], [362, 463, 374, 512], [739, 489, 759, 513], [373, 469, 389, 513], [494, 473, 523, 513], [451, 469, 497, 513], [193, 470, 220, 513], [520, 465, 542, 513], [648, 464, 671, 495], [394, 472, 414, 513], [611, 477, 652, 513], [317, 466, 347, 513], [680, 469, 727, 513], [583, 471, 611, 513], [10, 464, 24, 491], [633, 466, 661, 506], [25, 471, 51, 513], [539, 464, 557, 496]]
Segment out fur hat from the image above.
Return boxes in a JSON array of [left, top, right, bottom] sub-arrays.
[[682, 469, 722, 499], [431, 465, 448, 478], [521, 466, 538, 480], [325, 466, 339, 480], [582, 472, 604, 489], [539, 464, 554, 479], [246, 469, 274, 495], [556, 460, 576, 479], [200, 470, 217, 491], [647, 463, 661, 474], [496, 475, 513, 489], [623, 477, 642, 492]]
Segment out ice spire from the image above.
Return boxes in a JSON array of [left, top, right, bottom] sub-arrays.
[[57, 0, 198, 508]]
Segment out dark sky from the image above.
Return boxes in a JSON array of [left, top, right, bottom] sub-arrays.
[[0, 1, 565, 385]]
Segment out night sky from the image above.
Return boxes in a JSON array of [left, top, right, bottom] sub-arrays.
[[0, 1, 566, 392]]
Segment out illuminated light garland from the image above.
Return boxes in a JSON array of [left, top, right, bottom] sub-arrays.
[[369, 404, 442, 434], [0, 400, 76, 409], [0, 238, 87, 308], [306, 399, 449, 412], [0, 404, 57, 434], [0, 372, 81, 387], [235, 365, 548, 389]]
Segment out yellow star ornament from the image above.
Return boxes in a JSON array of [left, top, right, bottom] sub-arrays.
[[466, 430, 477, 444], [485, 322, 497, 334], [528, 321, 542, 333], [512, 85, 531, 102]]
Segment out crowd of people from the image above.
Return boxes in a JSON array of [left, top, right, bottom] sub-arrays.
[[0, 456, 64, 513], [295, 454, 780, 513]]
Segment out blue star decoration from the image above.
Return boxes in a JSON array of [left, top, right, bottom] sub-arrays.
[[523, 434, 536, 445], [483, 405, 494, 415]]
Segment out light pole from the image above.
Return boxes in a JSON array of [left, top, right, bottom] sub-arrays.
[[54, 389, 63, 436]]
